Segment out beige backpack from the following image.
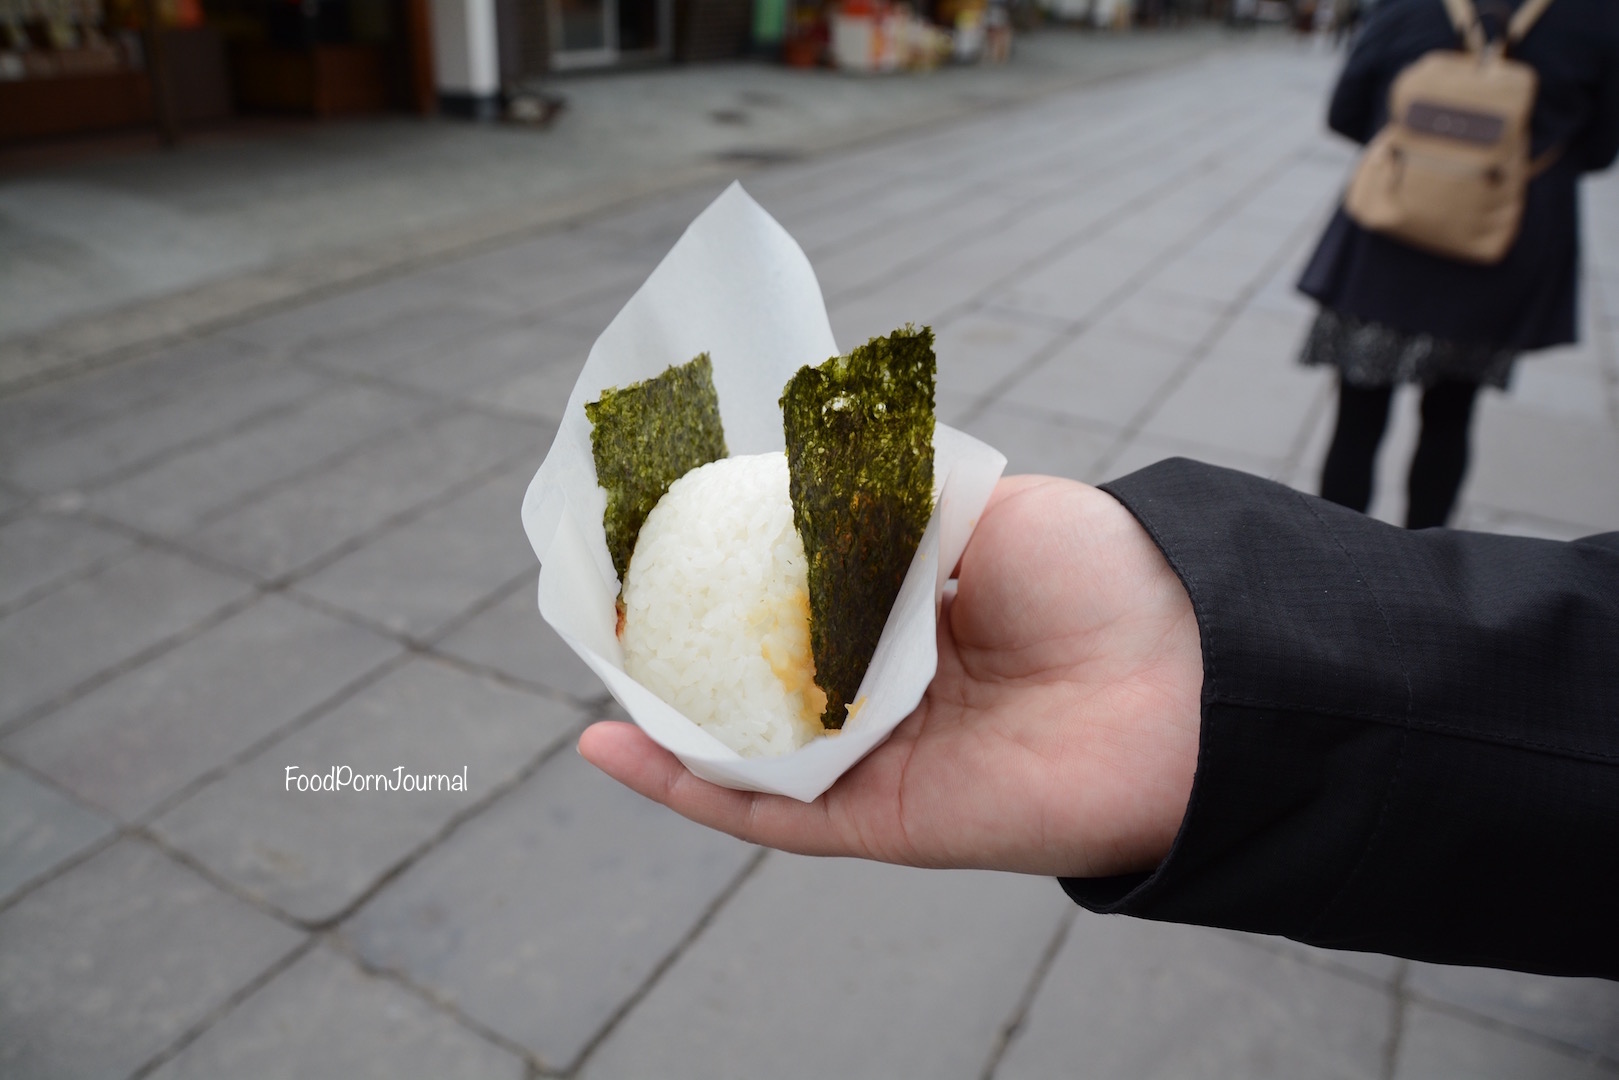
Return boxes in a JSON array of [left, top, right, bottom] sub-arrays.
[[1344, 0, 1558, 265]]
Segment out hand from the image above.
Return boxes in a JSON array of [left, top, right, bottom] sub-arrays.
[[577, 475, 1203, 878]]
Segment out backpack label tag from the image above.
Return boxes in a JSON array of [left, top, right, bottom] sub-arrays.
[[1405, 101, 1507, 145]]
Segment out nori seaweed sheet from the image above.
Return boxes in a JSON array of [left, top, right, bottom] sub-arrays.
[[780, 326, 935, 729], [586, 353, 728, 589]]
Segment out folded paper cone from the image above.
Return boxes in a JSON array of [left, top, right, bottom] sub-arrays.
[[521, 182, 1007, 802]]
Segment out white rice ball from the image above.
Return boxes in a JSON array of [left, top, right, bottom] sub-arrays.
[[619, 452, 827, 757]]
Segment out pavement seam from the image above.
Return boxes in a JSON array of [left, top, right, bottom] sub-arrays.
[[0, 518, 141, 622], [1401, 989, 1619, 1072], [302, 712, 591, 933], [280, 560, 539, 653], [561, 846, 774, 1078], [795, 82, 1227, 271], [0, 586, 262, 741], [152, 397, 468, 535], [821, 94, 1279, 316], [277, 578, 612, 713], [0, 164, 740, 399], [1210, 928, 1408, 994], [0, 58, 1254, 515], [953, 121, 1315, 437], [6, 366, 336, 498], [1381, 959, 1408, 1080], [977, 906, 1076, 1080], [174, 422, 547, 588], [324, 929, 551, 1075], [125, 935, 320, 1080], [0, 748, 122, 910], [1087, 152, 1339, 479], [0, 35, 1245, 401], [127, 649, 415, 829]]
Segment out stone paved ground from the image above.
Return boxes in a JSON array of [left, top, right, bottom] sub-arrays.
[[3, 39, 1618, 1080], [0, 28, 1232, 391]]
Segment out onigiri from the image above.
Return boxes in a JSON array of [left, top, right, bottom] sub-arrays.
[[618, 452, 827, 757]]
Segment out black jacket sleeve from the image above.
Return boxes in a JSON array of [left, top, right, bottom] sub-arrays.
[[1061, 458, 1619, 979]]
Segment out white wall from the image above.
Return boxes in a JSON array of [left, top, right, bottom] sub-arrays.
[[429, 0, 501, 97]]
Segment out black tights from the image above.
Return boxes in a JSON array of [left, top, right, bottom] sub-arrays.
[[1319, 376, 1481, 529]]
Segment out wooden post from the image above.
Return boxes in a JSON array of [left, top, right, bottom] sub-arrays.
[[139, 0, 180, 144], [405, 0, 437, 115]]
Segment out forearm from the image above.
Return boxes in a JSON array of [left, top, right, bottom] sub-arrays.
[[1063, 459, 1619, 978]]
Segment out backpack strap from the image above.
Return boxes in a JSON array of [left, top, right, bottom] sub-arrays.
[[1440, 0, 1486, 52], [1506, 0, 1554, 42]]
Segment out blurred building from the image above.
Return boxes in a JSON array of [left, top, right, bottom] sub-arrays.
[[0, 0, 752, 141]]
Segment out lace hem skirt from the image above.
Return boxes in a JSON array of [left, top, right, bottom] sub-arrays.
[[1299, 308, 1519, 390]]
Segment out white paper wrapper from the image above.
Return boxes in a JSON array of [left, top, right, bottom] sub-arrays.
[[521, 182, 1007, 802]]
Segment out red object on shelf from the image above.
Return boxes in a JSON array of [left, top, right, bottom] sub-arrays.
[[782, 34, 820, 66]]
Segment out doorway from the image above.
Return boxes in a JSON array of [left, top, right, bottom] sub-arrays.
[[548, 0, 670, 68]]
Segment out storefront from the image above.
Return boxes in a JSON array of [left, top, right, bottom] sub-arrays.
[[0, 0, 434, 143]]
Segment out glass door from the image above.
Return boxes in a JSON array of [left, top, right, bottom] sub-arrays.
[[549, 0, 668, 68], [551, 0, 615, 67]]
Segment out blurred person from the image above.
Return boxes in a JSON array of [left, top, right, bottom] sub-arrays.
[[1296, 0, 1619, 528], [581, 461, 1619, 978], [1332, 0, 1364, 45]]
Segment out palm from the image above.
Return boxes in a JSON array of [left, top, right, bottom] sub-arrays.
[[578, 475, 1203, 879]]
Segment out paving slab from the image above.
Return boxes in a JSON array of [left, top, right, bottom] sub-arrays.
[[0, 838, 302, 1080], [1139, 346, 1327, 461], [1406, 962, 1619, 1062], [468, 340, 595, 422], [4, 595, 400, 821], [376, 314, 599, 400], [1000, 325, 1189, 430], [1465, 401, 1619, 533], [152, 656, 581, 923], [146, 944, 526, 1080], [811, 193, 1027, 307], [0, 483, 25, 520], [579, 857, 1068, 1080], [933, 307, 1070, 403], [0, 759, 115, 903], [1088, 285, 1229, 353], [547, 285, 650, 344], [994, 911, 1390, 1080], [959, 401, 1116, 480], [1392, 1003, 1611, 1080], [298, 302, 511, 379], [185, 408, 542, 581], [424, 238, 660, 324], [985, 232, 1169, 325], [223, 271, 501, 356], [0, 334, 277, 458], [433, 573, 604, 703], [342, 749, 757, 1072], [88, 382, 440, 537], [1104, 421, 1306, 487], [3, 350, 329, 493], [0, 546, 254, 731], [293, 460, 543, 640], [1218, 928, 1404, 986], [0, 511, 133, 612]]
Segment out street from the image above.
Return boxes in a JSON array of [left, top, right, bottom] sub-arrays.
[[2, 33, 1617, 1079]]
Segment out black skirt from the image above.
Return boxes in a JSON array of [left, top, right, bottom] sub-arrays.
[[1299, 307, 1519, 390]]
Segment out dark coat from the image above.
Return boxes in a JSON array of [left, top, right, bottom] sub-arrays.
[[1297, 0, 1619, 351], [1065, 459, 1619, 979]]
